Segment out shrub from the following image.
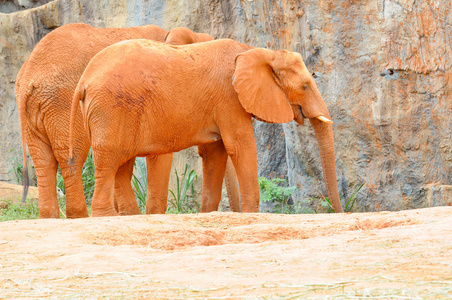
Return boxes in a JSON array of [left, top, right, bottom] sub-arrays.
[[259, 177, 298, 214]]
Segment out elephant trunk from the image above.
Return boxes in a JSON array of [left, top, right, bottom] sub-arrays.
[[309, 118, 344, 213]]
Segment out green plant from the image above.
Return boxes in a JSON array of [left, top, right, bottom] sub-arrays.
[[81, 149, 96, 202], [9, 149, 24, 184], [259, 177, 298, 214], [56, 149, 96, 204], [167, 164, 199, 214], [57, 194, 67, 218], [56, 167, 65, 194], [321, 182, 365, 213], [0, 196, 68, 221], [9, 148, 37, 186], [0, 198, 39, 221], [132, 157, 147, 213]]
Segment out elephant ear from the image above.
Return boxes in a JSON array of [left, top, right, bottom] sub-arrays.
[[232, 48, 294, 123]]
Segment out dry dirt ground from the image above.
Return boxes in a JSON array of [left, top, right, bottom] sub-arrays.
[[0, 207, 451, 299]]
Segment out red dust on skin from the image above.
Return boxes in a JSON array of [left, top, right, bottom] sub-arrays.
[[17, 23, 230, 219], [69, 39, 342, 216]]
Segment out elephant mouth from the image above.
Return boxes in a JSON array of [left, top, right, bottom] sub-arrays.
[[294, 105, 333, 124], [298, 106, 306, 118], [292, 105, 305, 125]]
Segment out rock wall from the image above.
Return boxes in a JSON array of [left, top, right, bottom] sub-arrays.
[[0, 0, 450, 211]]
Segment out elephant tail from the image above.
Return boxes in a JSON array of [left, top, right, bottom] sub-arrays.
[[16, 80, 34, 203], [68, 84, 86, 173]]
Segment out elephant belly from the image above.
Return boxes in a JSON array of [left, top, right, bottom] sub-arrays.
[[135, 127, 222, 157]]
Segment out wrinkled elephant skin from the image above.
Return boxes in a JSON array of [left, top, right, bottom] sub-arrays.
[[69, 39, 343, 216], [16, 23, 233, 218]]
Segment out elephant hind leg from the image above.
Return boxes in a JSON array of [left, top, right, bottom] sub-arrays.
[[59, 164, 89, 218], [198, 140, 228, 212], [27, 137, 59, 218], [91, 170, 118, 217], [114, 157, 141, 215], [91, 150, 119, 217], [54, 148, 89, 218]]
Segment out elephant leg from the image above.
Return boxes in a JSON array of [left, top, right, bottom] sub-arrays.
[[223, 138, 260, 213], [224, 157, 241, 212], [27, 137, 59, 218], [146, 153, 173, 214], [91, 151, 118, 217], [114, 157, 141, 215], [57, 157, 89, 218], [53, 144, 89, 218], [198, 140, 228, 212]]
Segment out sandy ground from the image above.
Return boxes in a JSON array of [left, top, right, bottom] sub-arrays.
[[0, 207, 451, 299]]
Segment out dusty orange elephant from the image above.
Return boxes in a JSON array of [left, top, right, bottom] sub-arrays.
[[164, 27, 214, 45], [16, 23, 229, 218], [69, 39, 344, 216]]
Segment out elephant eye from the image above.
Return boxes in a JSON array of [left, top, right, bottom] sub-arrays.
[[302, 84, 309, 91]]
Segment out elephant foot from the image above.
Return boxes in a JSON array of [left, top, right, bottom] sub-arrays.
[[38, 204, 60, 219], [91, 207, 119, 217], [66, 211, 90, 218], [38, 213, 60, 219], [241, 200, 260, 213], [118, 208, 142, 216], [66, 206, 89, 218]]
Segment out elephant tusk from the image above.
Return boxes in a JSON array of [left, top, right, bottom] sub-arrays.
[[316, 116, 333, 123]]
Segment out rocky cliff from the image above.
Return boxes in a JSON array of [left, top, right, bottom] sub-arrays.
[[0, 0, 451, 211]]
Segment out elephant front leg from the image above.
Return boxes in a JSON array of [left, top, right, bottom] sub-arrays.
[[198, 140, 228, 212], [146, 153, 173, 214], [114, 157, 141, 215], [224, 140, 260, 213]]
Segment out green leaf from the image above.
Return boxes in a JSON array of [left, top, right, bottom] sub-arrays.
[[167, 164, 199, 214]]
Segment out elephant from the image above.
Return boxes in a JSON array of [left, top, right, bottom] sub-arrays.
[[16, 23, 235, 218], [164, 27, 214, 45], [68, 38, 344, 216], [163, 27, 241, 213]]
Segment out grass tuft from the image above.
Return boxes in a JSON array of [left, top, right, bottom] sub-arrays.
[[132, 157, 147, 213], [0, 198, 39, 221], [322, 182, 365, 213], [167, 164, 199, 214]]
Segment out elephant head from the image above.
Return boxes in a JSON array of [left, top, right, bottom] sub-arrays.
[[164, 27, 214, 45], [232, 48, 343, 213]]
